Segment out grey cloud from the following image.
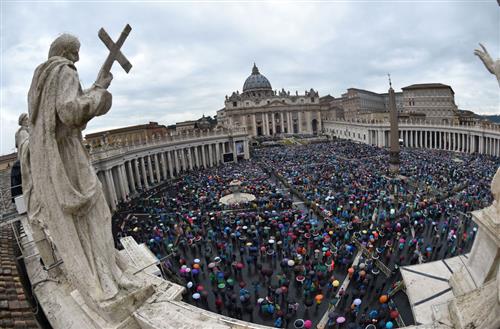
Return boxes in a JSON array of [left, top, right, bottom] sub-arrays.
[[1, 1, 499, 154]]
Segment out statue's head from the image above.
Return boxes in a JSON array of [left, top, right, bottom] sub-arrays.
[[18, 113, 28, 127], [48, 33, 80, 63]]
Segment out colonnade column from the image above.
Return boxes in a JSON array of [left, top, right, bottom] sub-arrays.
[[201, 145, 207, 168], [154, 153, 161, 183], [288, 112, 293, 134], [194, 146, 200, 168], [134, 159, 142, 190], [126, 161, 136, 194], [105, 169, 117, 210], [119, 164, 129, 198], [140, 157, 149, 189], [167, 151, 175, 178], [160, 152, 167, 180]]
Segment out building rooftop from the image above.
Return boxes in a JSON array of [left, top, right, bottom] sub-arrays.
[[402, 83, 454, 94]]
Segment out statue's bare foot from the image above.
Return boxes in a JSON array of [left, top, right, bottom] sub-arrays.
[[117, 272, 142, 291]]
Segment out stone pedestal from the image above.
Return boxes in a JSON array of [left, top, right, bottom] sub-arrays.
[[447, 205, 500, 328], [449, 206, 499, 295]]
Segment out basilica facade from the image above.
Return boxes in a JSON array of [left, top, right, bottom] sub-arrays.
[[217, 64, 323, 137]]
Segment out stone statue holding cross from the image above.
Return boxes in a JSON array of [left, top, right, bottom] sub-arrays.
[[26, 26, 150, 319]]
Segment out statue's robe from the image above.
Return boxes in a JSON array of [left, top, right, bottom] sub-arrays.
[[27, 56, 122, 302]]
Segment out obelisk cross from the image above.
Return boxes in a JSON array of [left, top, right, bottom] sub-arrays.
[[98, 24, 132, 76]]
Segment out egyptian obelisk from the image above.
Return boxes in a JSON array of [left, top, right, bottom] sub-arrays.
[[388, 74, 400, 174]]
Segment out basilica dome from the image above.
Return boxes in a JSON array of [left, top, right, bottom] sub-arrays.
[[242, 63, 272, 93]]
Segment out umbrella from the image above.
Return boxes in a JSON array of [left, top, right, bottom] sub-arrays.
[[386, 321, 394, 329], [336, 316, 346, 324], [293, 319, 304, 328], [390, 310, 399, 319], [369, 309, 378, 319], [192, 293, 200, 300], [353, 298, 362, 306], [208, 262, 216, 269], [333, 280, 340, 287], [186, 282, 193, 289], [196, 285, 204, 292], [379, 295, 388, 303], [304, 320, 312, 329], [288, 259, 295, 267]]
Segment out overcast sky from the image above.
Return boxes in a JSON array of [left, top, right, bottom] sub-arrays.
[[1, 1, 499, 155]]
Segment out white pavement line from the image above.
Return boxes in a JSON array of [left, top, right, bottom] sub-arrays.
[[316, 250, 363, 329]]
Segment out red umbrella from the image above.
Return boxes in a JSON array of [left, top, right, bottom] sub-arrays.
[[390, 310, 399, 319]]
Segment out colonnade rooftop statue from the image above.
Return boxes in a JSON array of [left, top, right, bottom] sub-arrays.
[[24, 25, 153, 323]]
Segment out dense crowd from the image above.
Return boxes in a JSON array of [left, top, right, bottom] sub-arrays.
[[112, 140, 498, 328]]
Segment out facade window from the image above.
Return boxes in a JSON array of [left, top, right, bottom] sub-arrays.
[[232, 102, 237, 107], [311, 97, 315, 102], [267, 101, 270, 104]]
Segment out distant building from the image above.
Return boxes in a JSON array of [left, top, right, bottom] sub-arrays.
[[217, 64, 323, 136], [0, 152, 17, 172], [401, 83, 459, 124], [85, 121, 168, 148]]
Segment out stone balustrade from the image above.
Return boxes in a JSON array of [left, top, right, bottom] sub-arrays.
[[323, 119, 500, 156], [89, 127, 250, 211]]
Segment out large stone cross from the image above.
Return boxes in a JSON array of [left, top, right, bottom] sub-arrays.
[[98, 24, 132, 74]]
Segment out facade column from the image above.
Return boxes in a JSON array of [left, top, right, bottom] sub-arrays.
[[288, 112, 293, 134], [126, 161, 136, 194], [216, 143, 221, 164], [271, 112, 276, 135], [298, 112, 303, 133], [140, 157, 149, 189], [208, 144, 214, 166], [244, 140, 250, 159], [167, 151, 175, 178], [154, 153, 161, 182], [317, 111, 322, 133], [252, 114, 257, 136], [280, 112, 284, 134], [418, 130, 422, 148], [233, 141, 238, 163], [187, 147, 194, 170], [262, 113, 267, 136]]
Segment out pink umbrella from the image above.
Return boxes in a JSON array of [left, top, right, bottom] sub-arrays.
[[336, 316, 346, 323]]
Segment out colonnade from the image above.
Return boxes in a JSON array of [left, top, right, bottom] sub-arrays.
[[94, 138, 250, 211], [324, 120, 500, 157]]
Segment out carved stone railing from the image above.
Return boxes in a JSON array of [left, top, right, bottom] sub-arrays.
[[324, 118, 500, 134], [88, 127, 248, 162]]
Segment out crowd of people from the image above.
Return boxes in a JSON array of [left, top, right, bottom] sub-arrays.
[[111, 139, 498, 328]]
